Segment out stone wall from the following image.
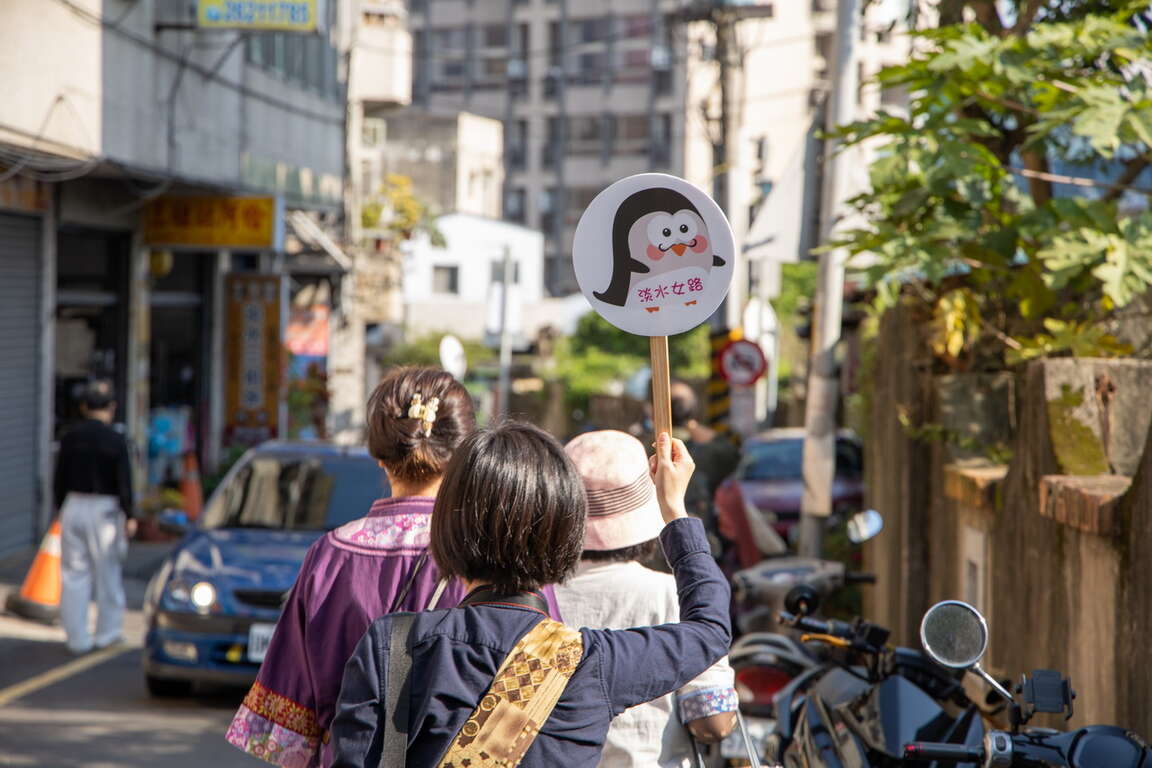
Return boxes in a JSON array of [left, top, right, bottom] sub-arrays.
[[865, 351, 1152, 733]]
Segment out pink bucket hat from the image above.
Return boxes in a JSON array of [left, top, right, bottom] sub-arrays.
[[564, 430, 664, 551]]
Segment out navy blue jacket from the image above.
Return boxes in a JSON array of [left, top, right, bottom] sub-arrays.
[[329, 517, 731, 767]]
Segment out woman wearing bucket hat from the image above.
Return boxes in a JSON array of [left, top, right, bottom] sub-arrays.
[[554, 430, 738, 767]]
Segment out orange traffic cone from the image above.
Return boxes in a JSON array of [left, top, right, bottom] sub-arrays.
[[5, 519, 62, 624], [181, 452, 203, 522]]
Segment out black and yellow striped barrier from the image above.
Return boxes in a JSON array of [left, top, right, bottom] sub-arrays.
[[707, 327, 743, 437]]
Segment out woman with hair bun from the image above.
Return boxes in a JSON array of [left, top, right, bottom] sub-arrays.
[[227, 368, 561, 768]]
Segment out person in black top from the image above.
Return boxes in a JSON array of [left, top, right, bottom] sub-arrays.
[[55, 379, 137, 653], [670, 381, 739, 535]]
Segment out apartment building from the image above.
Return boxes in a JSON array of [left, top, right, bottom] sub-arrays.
[[405, 0, 908, 298]]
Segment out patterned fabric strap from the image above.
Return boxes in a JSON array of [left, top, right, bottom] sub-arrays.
[[226, 681, 322, 768], [437, 619, 584, 768]]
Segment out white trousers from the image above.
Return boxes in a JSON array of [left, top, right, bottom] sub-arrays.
[[60, 493, 127, 653]]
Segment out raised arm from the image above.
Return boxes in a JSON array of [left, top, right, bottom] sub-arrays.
[[591, 435, 733, 715]]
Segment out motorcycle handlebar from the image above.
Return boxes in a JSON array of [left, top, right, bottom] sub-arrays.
[[780, 612, 855, 638], [903, 742, 983, 762], [845, 571, 877, 585]]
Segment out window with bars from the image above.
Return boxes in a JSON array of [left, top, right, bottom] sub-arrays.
[[505, 188, 526, 223], [481, 24, 507, 48], [542, 118, 562, 167], [507, 120, 528, 170], [432, 266, 460, 295], [621, 14, 653, 38], [568, 116, 601, 155]]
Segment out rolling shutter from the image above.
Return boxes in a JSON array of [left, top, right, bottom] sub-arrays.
[[0, 213, 41, 556]]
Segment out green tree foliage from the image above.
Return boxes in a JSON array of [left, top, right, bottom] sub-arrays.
[[379, 331, 496, 371], [361, 174, 446, 247], [836, 1, 1152, 369], [553, 312, 711, 402]]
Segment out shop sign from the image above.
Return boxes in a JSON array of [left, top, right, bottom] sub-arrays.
[[197, 0, 318, 31], [143, 196, 283, 249], [0, 176, 49, 214], [225, 274, 284, 446]]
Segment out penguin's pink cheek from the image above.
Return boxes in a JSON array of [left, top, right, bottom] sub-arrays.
[[647, 244, 664, 261], [691, 236, 709, 254]]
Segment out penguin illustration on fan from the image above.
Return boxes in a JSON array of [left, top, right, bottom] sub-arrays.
[[592, 187, 726, 313]]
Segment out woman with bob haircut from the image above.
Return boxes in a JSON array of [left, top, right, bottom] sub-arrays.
[[329, 423, 731, 767], [228, 369, 563, 768]]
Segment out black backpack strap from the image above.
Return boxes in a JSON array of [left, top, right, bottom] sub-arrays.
[[380, 613, 416, 768]]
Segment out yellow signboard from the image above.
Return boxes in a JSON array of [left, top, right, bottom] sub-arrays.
[[143, 196, 282, 249], [0, 175, 49, 214], [198, 0, 318, 31], [225, 274, 285, 446]]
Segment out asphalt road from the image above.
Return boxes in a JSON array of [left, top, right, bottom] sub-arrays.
[[0, 546, 265, 768]]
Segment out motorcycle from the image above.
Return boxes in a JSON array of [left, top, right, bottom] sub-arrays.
[[905, 600, 1152, 768], [715, 510, 886, 765], [768, 595, 984, 767]]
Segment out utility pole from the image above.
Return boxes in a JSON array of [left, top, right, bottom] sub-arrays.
[[797, 0, 861, 558], [496, 244, 513, 420], [672, 1, 772, 436]]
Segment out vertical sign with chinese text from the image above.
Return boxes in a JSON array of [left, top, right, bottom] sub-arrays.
[[225, 274, 284, 446]]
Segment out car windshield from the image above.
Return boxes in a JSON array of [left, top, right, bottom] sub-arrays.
[[740, 438, 863, 481], [200, 453, 388, 531]]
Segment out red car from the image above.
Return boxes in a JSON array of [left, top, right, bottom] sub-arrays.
[[715, 428, 865, 568]]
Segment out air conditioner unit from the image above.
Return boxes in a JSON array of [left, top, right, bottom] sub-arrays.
[[507, 59, 527, 78], [651, 46, 671, 70]]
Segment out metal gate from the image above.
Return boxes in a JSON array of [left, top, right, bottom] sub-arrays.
[[0, 213, 41, 557]]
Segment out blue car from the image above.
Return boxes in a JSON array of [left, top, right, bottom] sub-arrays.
[[142, 441, 389, 696]]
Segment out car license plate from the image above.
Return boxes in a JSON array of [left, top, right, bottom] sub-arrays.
[[247, 623, 276, 663]]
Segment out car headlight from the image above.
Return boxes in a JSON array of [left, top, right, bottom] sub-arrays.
[[190, 582, 217, 612]]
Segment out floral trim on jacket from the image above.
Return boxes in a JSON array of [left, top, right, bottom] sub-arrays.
[[331, 512, 431, 551], [226, 681, 323, 767], [329, 498, 434, 552], [226, 702, 320, 768], [677, 686, 739, 723]]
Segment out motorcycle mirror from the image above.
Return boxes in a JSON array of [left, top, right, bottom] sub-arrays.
[[784, 584, 821, 617], [919, 600, 988, 669], [846, 509, 884, 544]]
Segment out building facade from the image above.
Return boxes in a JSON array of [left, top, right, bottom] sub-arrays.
[[405, 0, 908, 301], [401, 213, 546, 347], [0, 0, 358, 554]]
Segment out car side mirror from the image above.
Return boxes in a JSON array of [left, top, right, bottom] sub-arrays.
[[158, 508, 191, 535], [846, 509, 883, 544]]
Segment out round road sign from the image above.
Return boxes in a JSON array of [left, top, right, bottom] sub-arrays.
[[718, 339, 768, 386]]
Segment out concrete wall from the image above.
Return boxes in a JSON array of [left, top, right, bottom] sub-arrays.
[[379, 110, 504, 218], [866, 342, 1152, 734]]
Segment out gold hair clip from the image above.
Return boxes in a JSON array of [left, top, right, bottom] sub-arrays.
[[407, 393, 440, 436]]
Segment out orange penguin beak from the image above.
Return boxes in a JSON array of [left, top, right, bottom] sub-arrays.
[[671, 243, 687, 256]]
